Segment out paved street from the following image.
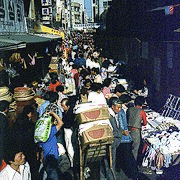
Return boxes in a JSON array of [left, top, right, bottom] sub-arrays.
[[84, 162, 180, 180]]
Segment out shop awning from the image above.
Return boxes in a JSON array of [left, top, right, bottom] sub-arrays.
[[0, 33, 59, 44], [34, 23, 65, 40], [0, 38, 26, 51]]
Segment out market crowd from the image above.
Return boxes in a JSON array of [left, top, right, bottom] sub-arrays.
[[0, 31, 149, 180]]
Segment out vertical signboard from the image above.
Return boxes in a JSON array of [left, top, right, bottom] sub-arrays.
[[41, 0, 52, 25], [0, 0, 26, 33]]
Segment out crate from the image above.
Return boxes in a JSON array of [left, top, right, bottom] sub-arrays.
[[76, 107, 110, 124], [80, 124, 113, 149]]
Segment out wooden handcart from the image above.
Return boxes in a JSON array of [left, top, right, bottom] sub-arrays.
[[78, 124, 114, 180]]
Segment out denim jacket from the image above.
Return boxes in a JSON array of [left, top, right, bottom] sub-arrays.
[[118, 109, 132, 143]]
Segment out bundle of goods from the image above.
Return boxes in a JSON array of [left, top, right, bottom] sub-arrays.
[[145, 128, 180, 154], [13, 87, 35, 101], [161, 94, 180, 120], [75, 103, 113, 149], [74, 103, 110, 124], [0, 87, 13, 103]]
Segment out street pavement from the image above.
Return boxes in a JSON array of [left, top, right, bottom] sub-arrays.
[[84, 162, 180, 180]]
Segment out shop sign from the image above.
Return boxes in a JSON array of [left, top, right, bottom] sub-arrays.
[[0, 0, 25, 33], [41, 0, 52, 6]]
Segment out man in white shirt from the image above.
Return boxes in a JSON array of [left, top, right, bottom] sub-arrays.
[[0, 150, 31, 180], [88, 83, 107, 105]]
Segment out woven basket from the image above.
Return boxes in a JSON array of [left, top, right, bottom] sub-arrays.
[[0, 92, 13, 102], [0, 87, 9, 97], [14, 95, 34, 101], [14, 87, 35, 101]]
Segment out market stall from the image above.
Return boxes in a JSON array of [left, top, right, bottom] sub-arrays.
[[141, 94, 180, 174]]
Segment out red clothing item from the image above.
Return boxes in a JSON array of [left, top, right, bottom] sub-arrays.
[[71, 69, 78, 79], [49, 81, 62, 92], [0, 159, 7, 172], [130, 105, 147, 130]]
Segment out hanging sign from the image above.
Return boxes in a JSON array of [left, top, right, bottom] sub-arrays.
[[0, 0, 26, 33]]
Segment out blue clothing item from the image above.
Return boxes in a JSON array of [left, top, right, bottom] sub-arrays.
[[74, 57, 86, 67], [40, 126, 59, 159], [118, 109, 132, 143], [37, 100, 50, 117]]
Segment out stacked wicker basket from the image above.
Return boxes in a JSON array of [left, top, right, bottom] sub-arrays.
[[0, 87, 13, 103], [13, 87, 35, 101]]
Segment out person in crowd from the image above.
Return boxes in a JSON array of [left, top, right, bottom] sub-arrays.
[[35, 91, 51, 117], [88, 82, 107, 105], [86, 53, 93, 70], [74, 52, 86, 68], [119, 94, 134, 112], [63, 72, 78, 107], [38, 111, 70, 179], [1, 145, 31, 180], [116, 106, 139, 180], [91, 57, 100, 70], [0, 100, 10, 172], [70, 64, 78, 79], [133, 78, 149, 105], [49, 72, 62, 92], [56, 85, 68, 110], [10, 105, 38, 179], [79, 79, 92, 103], [45, 91, 62, 118], [127, 96, 147, 162], [61, 98, 77, 169], [91, 67, 102, 84], [112, 84, 126, 98], [100, 97, 123, 179], [102, 78, 112, 99]]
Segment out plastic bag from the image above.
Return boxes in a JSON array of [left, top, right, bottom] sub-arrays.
[[34, 114, 52, 143]]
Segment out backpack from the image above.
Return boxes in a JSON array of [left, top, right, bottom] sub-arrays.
[[34, 114, 52, 143]]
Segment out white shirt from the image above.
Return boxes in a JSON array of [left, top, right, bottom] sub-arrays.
[[88, 91, 107, 105], [86, 58, 93, 69], [94, 74, 102, 84], [0, 162, 31, 180]]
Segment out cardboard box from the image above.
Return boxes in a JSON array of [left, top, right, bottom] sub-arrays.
[[76, 107, 110, 124], [80, 124, 113, 148]]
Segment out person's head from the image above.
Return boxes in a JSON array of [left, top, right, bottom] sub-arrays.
[[56, 85, 64, 93], [108, 97, 122, 113], [119, 94, 132, 104], [91, 83, 102, 93], [61, 98, 70, 112], [134, 96, 145, 106], [102, 78, 112, 88], [114, 84, 126, 97], [84, 79, 92, 89], [49, 92, 59, 103], [43, 91, 51, 101], [91, 67, 100, 75], [0, 100, 9, 113], [22, 105, 34, 118], [4, 142, 25, 166]]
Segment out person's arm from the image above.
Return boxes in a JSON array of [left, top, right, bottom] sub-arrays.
[[49, 112, 64, 131], [140, 110, 147, 126], [119, 110, 129, 136]]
